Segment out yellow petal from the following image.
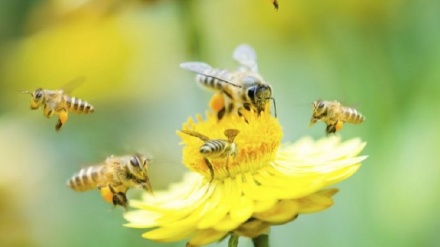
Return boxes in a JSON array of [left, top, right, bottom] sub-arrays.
[[253, 199, 299, 224], [298, 189, 338, 214], [252, 199, 278, 213], [196, 182, 229, 229], [234, 218, 270, 238], [142, 226, 195, 242], [187, 229, 228, 247], [229, 175, 254, 223], [212, 215, 244, 232]]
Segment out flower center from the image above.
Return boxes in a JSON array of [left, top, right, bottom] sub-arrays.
[[179, 111, 282, 180]]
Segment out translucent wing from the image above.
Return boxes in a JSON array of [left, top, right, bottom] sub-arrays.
[[180, 62, 213, 74], [180, 62, 240, 87], [60, 76, 87, 94], [233, 44, 258, 72], [180, 130, 210, 142]]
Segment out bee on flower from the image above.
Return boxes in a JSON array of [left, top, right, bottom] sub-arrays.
[[180, 44, 276, 120], [180, 128, 239, 180], [123, 45, 368, 247]]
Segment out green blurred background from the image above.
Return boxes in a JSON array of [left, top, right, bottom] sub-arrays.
[[1, 0, 439, 246]]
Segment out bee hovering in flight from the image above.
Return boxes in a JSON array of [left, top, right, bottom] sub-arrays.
[[67, 154, 153, 208], [21, 77, 95, 132], [180, 44, 276, 120], [310, 100, 365, 135], [271, 0, 279, 10], [180, 129, 240, 180]]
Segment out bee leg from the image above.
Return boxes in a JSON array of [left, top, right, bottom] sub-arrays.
[[55, 109, 68, 132], [112, 192, 128, 209], [203, 157, 215, 182], [225, 155, 232, 177], [43, 105, 54, 118], [106, 184, 128, 209], [217, 107, 226, 121], [325, 123, 337, 135], [237, 109, 249, 124]]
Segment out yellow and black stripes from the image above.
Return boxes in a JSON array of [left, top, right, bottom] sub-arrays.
[[196, 68, 235, 91], [200, 140, 229, 158], [341, 107, 365, 124], [64, 96, 95, 114], [67, 165, 108, 192]]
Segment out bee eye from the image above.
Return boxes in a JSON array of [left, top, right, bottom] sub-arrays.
[[247, 88, 255, 100], [130, 157, 140, 167], [318, 102, 325, 108], [35, 90, 43, 99]]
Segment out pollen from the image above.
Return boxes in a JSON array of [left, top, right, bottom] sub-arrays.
[[99, 186, 114, 205], [178, 108, 282, 180], [208, 92, 225, 113]]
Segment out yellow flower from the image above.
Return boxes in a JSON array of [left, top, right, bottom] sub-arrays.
[[124, 105, 367, 246]]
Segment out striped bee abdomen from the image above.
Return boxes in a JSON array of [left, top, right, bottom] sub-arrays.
[[64, 96, 95, 114], [67, 165, 107, 192], [196, 69, 234, 91], [342, 107, 365, 124], [200, 140, 227, 157]]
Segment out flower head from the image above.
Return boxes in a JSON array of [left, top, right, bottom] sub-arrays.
[[124, 99, 367, 246]]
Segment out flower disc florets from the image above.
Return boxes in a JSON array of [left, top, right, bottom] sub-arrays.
[[179, 109, 282, 180]]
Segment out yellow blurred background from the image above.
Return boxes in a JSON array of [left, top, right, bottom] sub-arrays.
[[1, 0, 439, 246]]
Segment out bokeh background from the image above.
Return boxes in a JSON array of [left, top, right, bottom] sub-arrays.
[[1, 0, 439, 246]]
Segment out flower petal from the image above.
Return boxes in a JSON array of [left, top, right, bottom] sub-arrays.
[[253, 199, 299, 224], [187, 229, 228, 247], [297, 188, 338, 214]]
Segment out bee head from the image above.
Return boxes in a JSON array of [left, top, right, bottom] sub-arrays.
[[129, 154, 150, 173], [129, 154, 154, 193], [247, 83, 276, 116], [22, 88, 44, 109], [310, 100, 326, 125]]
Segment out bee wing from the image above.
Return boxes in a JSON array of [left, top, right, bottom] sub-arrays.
[[233, 44, 258, 72], [180, 62, 213, 74], [180, 62, 239, 87], [180, 130, 210, 142], [60, 76, 87, 94]]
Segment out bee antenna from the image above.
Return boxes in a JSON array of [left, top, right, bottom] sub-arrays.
[[198, 73, 242, 88], [21, 90, 32, 95], [269, 97, 277, 118]]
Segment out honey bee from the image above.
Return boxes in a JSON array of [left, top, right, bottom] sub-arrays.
[[21, 77, 95, 132], [67, 154, 153, 208], [271, 0, 279, 10], [180, 129, 239, 179], [180, 44, 276, 120], [310, 100, 365, 134]]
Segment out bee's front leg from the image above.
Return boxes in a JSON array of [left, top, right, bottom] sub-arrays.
[[43, 105, 54, 118]]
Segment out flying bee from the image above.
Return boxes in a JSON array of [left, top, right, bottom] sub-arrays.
[[67, 154, 153, 208], [21, 77, 95, 132], [180, 44, 276, 120], [271, 0, 279, 10], [310, 100, 365, 135], [180, 129, 240, 180]]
